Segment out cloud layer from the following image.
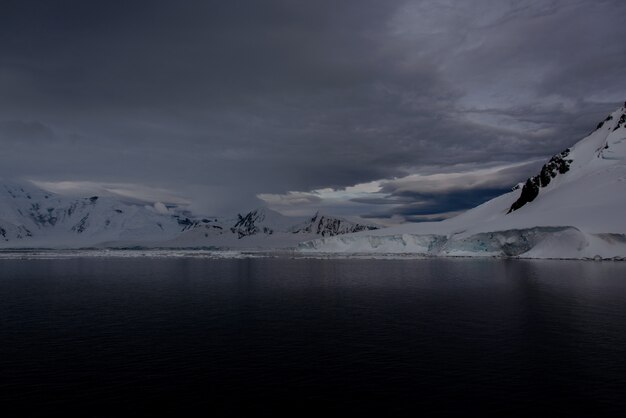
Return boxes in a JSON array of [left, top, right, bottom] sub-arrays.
[[1, 0, 624, 218]]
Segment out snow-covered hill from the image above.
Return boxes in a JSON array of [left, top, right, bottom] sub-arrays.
[[301, 105, 626, 260], [0, 182, 378, 249]]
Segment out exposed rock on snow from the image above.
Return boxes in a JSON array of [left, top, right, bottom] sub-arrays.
[[160, 208, 379, 249], [290, 212, 378, 237], [508, 149, 572, 213]]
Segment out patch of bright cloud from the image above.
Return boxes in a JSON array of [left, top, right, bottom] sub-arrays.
[[258, 160, 541, 222], [379, 160, 542, 195]]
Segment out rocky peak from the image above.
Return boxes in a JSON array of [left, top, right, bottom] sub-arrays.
[[230, 209, 274, 238]]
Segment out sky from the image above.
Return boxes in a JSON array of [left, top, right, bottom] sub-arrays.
[[1, 0, 625, 222]]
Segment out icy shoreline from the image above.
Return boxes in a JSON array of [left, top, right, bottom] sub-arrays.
[[0, 246, 623, 261]]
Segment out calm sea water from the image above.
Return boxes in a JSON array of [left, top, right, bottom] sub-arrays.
[[1, 256, 625, 416]]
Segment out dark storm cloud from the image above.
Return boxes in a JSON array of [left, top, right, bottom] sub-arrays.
[[0, 120, 56, 142], [368, 187, 512, 222], [0, 0, 625, 217], [1, 1, 397, 107]]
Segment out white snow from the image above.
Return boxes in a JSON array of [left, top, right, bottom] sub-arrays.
[[153, 202, 170, 215]]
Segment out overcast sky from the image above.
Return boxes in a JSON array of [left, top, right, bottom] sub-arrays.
[[1, 0, 625, 222]]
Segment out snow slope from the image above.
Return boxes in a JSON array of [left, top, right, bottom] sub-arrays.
[[302, 105, 626, 259]]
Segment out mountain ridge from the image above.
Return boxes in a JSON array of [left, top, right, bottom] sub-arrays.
[[0, 182, 379, 248]]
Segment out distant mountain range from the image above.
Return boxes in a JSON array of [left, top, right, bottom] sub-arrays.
[[4, 104, 626, 259], [0, 182, 378, 249], [303, 104, 626, 260]]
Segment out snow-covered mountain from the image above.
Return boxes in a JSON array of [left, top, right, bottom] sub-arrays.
[[302, 104, 626, 260], [0, 182, 378, 248], [0, 181, 183, 247]]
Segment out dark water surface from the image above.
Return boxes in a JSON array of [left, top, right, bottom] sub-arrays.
[[1, 257, 626, 416]]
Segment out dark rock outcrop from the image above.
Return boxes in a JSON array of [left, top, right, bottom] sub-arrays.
[[231, 210, 269, 238], [508, 149, 572, 213], [292, 212, 378, 237], [613, 113, 626, 131]]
